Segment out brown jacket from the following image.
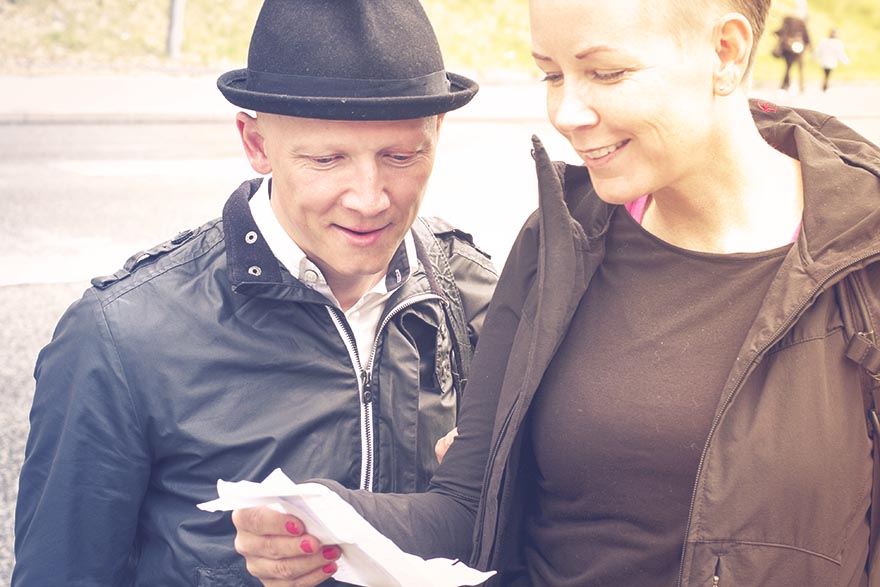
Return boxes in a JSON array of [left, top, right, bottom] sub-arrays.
[[331, 101, 880, 586]]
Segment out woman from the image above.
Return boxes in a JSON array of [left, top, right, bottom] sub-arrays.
[[233, 0, 880, 585]]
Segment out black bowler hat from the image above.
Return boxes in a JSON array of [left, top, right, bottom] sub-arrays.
[[217, 0, 479, 120]]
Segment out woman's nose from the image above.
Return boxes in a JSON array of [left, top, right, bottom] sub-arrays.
[[549, 81, 599, 135]]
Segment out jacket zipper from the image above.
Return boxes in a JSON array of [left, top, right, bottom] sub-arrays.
[[327, 292, 441, 492], [327, 308, 371, 490], [676, 251, 880, 587], [711, 558, 721, 586]]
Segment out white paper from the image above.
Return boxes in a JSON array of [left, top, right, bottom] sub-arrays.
[[197, 469, 495, 587]]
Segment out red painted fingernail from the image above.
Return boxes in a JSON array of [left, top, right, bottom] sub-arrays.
[[322, 546, 338, 560], [285, 521, 299, 535], [300, 539, 314, 554], [322, 563, 337, 574]]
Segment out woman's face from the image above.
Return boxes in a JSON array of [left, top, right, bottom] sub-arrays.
[[530, 0, 723, 204]]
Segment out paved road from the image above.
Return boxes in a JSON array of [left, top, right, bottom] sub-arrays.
[[0, 76, 878, 584]]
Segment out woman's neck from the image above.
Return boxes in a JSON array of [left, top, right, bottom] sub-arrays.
[[642, 106, 803, 254]]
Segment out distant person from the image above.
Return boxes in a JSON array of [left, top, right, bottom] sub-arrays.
[[815, 27, 850, 92], [774, 2, 811, 92], [12, 1, 497, 585]]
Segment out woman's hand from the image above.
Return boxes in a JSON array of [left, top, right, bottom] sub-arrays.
[[233, 506, 342, 587]]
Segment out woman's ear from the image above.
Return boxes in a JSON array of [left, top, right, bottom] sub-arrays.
[[236, 111, 273, 175], [712, 13, 752, 96]]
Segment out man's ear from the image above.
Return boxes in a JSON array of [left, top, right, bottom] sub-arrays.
[[435, 112, 446, 135], [236, 111, 273, 175], [712, 13, 752, 96]]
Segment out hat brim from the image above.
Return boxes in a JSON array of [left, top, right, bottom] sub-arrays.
[[217, 69, 478, 120]]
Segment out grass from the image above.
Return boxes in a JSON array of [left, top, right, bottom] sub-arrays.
[[0, 0, 877, 84]]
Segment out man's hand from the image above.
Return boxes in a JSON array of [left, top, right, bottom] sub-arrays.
[[434, 427, 459, 464], [233, 506, 341, 587]]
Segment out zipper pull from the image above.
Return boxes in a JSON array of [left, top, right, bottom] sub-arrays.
[[711, 558, 721, 586], [361, 369, 374, 403]]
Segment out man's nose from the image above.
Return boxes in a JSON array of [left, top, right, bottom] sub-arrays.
[[341, 161, 391, 215]]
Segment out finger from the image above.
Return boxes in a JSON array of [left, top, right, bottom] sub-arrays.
[[236, 526, 333, 559], [233, 506, 304, 537], [256, 559, 339, 587], [242, 543, 342, 583]]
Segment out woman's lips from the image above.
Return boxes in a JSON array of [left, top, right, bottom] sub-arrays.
[[580, 139, 629, 161]]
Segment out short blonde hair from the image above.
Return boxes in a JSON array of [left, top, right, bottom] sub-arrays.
[[662, 0, 772, 72]]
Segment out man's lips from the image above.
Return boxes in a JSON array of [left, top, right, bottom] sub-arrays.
[[338, 225, 387, 236], [335, 224, 391, 245]]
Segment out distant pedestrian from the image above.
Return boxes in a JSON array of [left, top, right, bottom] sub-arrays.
[[815, 28, 850, 92], [773, 1, 811, 92]]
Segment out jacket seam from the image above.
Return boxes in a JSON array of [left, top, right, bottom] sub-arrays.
[[450, 249, 498, 276], [86, 287, 148, 442], [100, 225, 225, 306], [692, 539, 841, 565], [764, 324, 844, 355]]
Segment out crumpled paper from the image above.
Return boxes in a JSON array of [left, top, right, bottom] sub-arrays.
[[198, 468, 495, 587]]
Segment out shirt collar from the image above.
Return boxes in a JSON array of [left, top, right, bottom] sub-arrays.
[[248, 176, 418, 305]]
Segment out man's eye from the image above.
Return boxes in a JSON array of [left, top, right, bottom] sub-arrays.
[[312, 156, 339, 165], [387, 153, 415, 163]]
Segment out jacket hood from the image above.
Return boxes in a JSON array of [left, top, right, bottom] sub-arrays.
[[751, 100, 880, 281]]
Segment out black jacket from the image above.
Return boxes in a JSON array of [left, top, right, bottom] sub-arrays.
[[13, 178, 498, 586]]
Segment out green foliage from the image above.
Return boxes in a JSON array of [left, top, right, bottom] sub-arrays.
[[180, 0, 261, 65], [0, 0, 877, 81], [421, 0, 532, 77]]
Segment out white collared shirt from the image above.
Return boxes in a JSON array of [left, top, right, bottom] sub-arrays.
[[248, 177, 419, 361]]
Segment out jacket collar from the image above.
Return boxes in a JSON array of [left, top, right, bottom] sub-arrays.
[[751, 102, 880, 281]]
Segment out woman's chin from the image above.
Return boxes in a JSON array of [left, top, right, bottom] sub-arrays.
[[592, 186, 647, 206]]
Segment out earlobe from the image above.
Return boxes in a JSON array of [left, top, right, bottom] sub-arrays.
[[236, 112, 273, 175], [712, 13, 752, 95]]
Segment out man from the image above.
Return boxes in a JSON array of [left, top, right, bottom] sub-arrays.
[[12, 1, 497, 585]]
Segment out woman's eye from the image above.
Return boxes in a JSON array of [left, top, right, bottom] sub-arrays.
[[593, 70, 626, 82], [539, 73, 563, 84]]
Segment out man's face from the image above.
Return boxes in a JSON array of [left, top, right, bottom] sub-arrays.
[[239, 113, 443, 299]]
